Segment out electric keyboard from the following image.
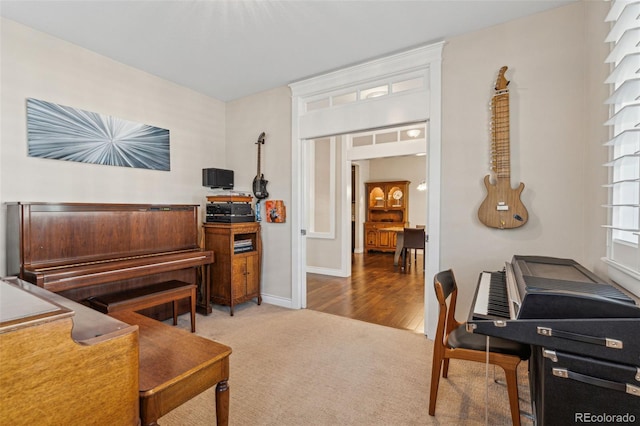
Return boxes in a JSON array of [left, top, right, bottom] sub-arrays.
[[466, 255, 640, 425]]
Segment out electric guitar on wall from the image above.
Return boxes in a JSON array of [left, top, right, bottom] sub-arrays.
[[478, 66, 528, 229], [252, 131, 269, 200]]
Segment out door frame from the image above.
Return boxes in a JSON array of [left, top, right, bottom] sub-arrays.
[[289, 42, 443, 337]]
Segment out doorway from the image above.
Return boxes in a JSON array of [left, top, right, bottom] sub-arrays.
[[305, 125, 427, 278], [289, 42, 443, 337], [305, 125, 427, 330]]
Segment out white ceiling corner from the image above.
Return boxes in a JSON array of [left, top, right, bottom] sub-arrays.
[[0, 0, 575, 102]]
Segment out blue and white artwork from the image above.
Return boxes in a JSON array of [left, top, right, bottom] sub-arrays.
[[26, 98, 170, 171]]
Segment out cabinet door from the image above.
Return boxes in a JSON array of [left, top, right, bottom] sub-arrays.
[[378, 229, 398, 249], [367, 184, 385, 209], [386, 184, 406, 209], [245, 254, 260, 296], [231, 255, 260, 298], [231, 257, 248, 298], [378, 230, 390, 248], [365, 225, 378, 248]]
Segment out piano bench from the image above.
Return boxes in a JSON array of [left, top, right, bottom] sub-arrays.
[[87, 280, 197, 332]]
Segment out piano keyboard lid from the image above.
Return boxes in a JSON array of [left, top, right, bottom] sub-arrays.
[[513, 255, 640, 319], [523, 276, 636, 305]]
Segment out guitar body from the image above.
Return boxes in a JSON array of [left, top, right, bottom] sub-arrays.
[[478, 175, 528, 229], [253, 174, 269, 200]]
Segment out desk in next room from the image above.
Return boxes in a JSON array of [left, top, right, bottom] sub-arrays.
[[387, 227, 405, 266]]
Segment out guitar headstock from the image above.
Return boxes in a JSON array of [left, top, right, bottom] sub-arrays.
[[256, 132, 266, 144], [495, 66, 509, 91]]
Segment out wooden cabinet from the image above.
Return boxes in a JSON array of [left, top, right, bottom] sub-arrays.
[[203, 222, 262, 315], [365, 223, 398, 250], [364, 180, 409, 252]]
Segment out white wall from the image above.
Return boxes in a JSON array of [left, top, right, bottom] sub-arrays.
[[1, 2, 612, 317], [306, 136, 343, 272], [225, 86, 293, 302], [0, 18, 225, 276], [440, 1, 610, 318]]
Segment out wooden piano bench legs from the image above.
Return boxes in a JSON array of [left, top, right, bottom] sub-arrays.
[[109, 311, 231, 426], [87, 280, 197, 332]]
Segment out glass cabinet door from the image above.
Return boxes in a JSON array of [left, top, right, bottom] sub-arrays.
[[387, 185, 405, 208], [368, 185, 385, 208]]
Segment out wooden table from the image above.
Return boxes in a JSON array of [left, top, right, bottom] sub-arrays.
[[384, 227, 405, 267], [110, 311, 232, 426]]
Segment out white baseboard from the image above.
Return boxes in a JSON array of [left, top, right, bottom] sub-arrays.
[[261, 293, 294, 309], [306, 266, 348, 277]]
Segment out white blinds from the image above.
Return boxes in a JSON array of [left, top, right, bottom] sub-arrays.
[[603, 0, 640, 284]]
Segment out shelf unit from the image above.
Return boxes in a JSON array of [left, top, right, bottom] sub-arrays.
[[203, 222, 262, 315]]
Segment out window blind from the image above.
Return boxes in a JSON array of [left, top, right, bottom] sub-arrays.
[[602, 0, 640, 289]]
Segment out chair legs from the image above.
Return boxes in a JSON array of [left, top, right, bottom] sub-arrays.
[[404, 248, 408, 269], [442, 358, 450, 378], [401, 248, 425, 272], [503, 364, 522, 426], [429, 353, 522, 426], [428, 346, 443, 416]]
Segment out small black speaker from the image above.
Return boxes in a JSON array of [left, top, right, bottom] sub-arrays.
[[202, 168, 234, 189]]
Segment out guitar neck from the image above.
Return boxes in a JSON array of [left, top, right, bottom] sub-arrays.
[[491, 90, 510, 179], [256, 143, 261, 175]]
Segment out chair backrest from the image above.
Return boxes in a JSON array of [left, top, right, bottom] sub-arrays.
[[433, 269, 459, 346], [403, 227, 426, 249]]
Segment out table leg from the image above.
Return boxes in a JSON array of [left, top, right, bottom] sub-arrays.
[[172, 300, 178, 325], [190, 287, 196, 333], [216, 380, 230, 426], [394, 232, 404, 266], [196, 264, 213, 315]]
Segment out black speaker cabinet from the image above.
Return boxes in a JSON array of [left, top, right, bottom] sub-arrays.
[[202, 168, 234, 189], [531, 347, 640, 425]]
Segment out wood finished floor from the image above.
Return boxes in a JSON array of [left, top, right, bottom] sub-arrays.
[[307, 251, 425, 333]]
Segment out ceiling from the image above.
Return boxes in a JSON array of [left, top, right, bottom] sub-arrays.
[[0, 0, 573, 102]]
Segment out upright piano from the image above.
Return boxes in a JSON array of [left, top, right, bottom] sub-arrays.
[[6, 202, 215, 316], [468, 255, 640, 425]]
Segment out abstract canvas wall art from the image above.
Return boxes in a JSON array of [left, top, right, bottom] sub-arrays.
[[26, 98, 170, 171]]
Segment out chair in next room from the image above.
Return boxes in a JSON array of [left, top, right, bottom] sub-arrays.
[[401, 227, 426, 271]]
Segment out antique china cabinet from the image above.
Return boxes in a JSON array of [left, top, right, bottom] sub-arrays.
[[364, 180, 410, 252]]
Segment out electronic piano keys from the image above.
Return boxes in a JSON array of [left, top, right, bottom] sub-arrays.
[[467, 255, 640, 425]]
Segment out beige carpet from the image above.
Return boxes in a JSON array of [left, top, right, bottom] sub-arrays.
[[160, 303, 532, 426]]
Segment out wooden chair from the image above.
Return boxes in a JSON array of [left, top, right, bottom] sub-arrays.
[[429, 269, 530, 425], [401, 227, 426, 270]]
